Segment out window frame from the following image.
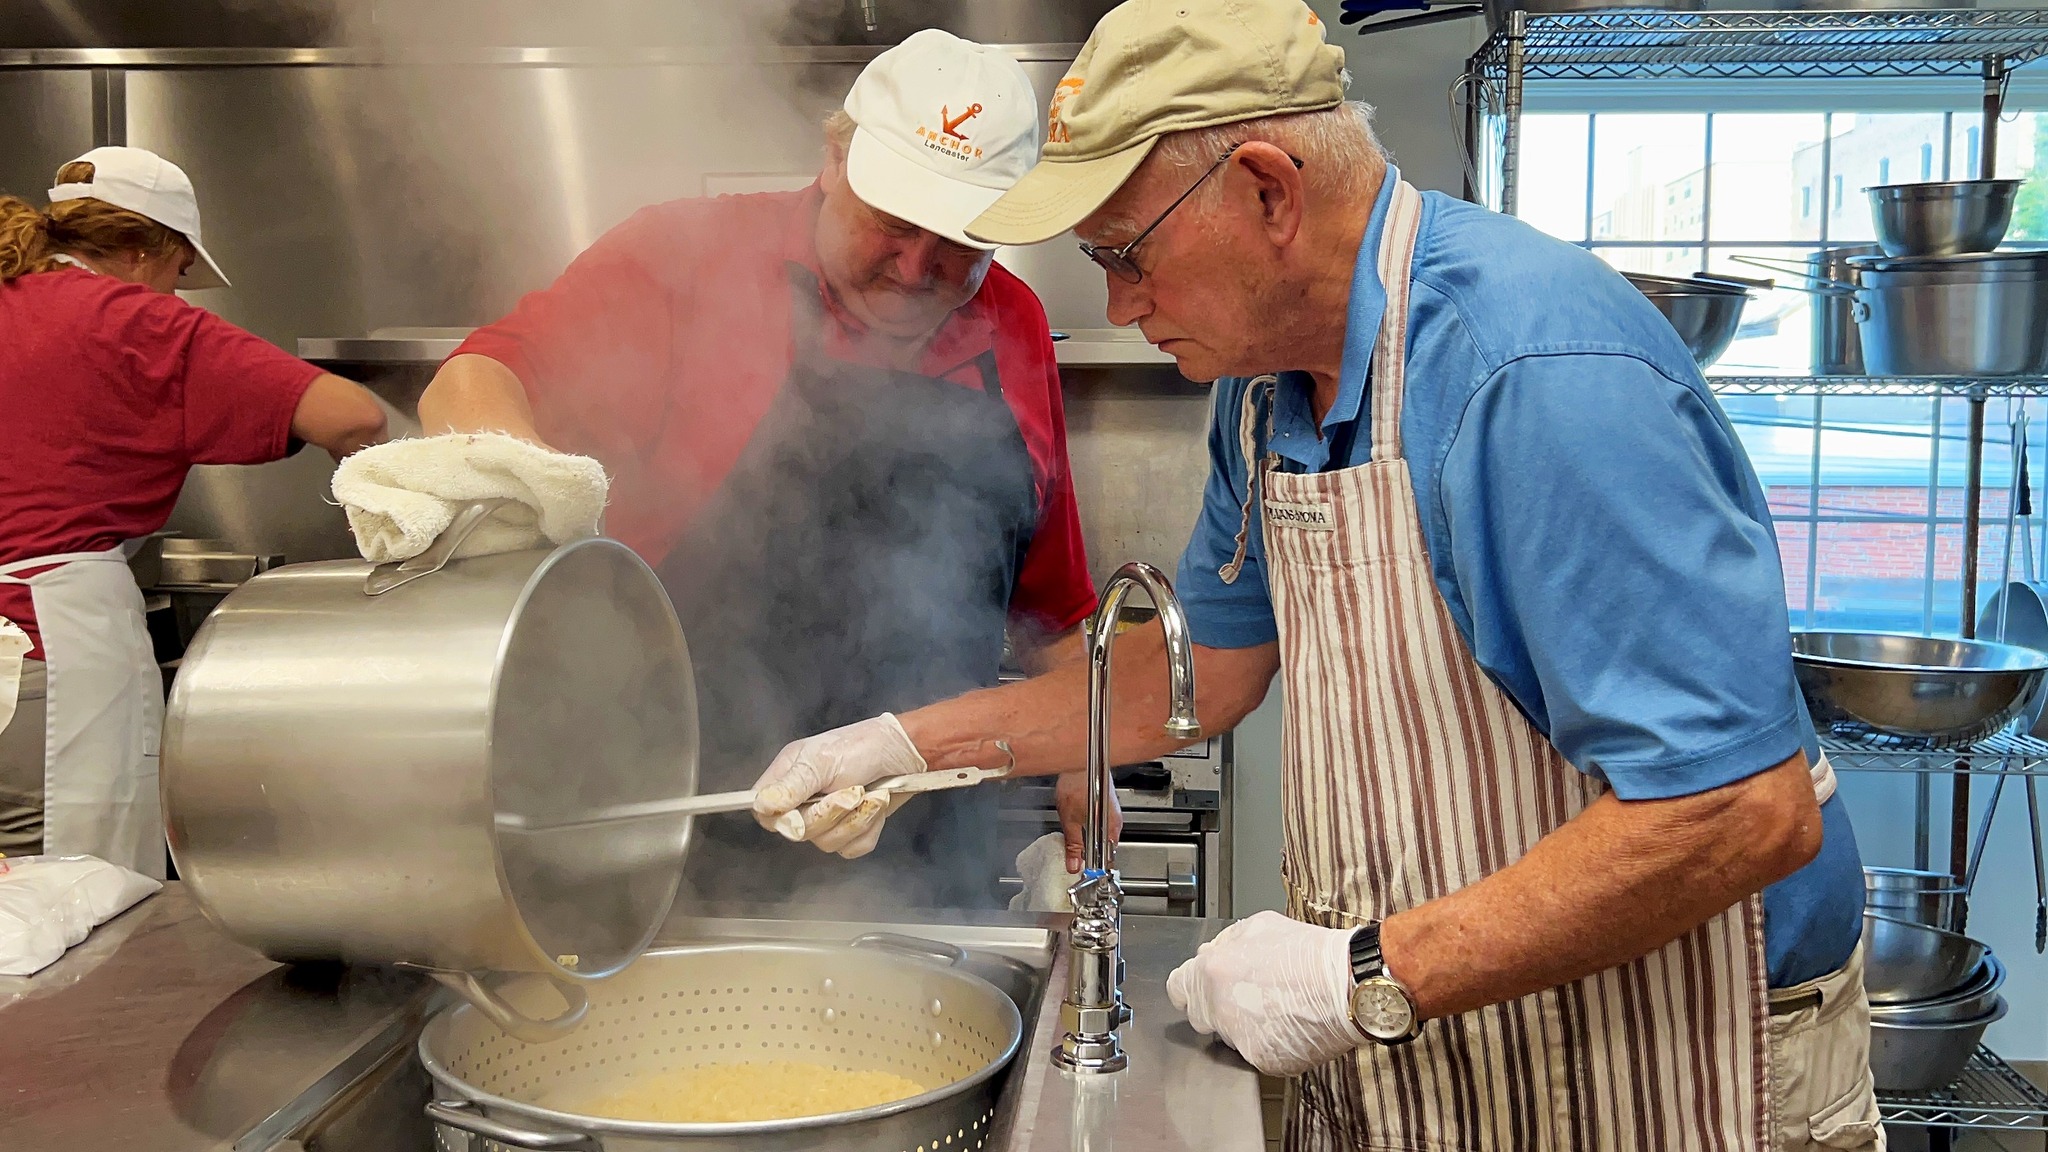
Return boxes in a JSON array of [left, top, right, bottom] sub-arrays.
[[1513, 79, 2048, 635]]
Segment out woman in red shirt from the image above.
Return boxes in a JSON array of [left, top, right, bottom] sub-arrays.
[[0, 147, 387, 876]]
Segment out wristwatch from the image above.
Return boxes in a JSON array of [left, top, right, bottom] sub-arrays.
[[1347, 922, 1422, 1045]]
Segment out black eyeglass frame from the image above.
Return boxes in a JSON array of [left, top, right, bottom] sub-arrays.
[[1077, 144, 1305, 285]]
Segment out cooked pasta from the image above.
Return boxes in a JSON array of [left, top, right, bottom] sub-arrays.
[[574, 1060, 926, 1122]]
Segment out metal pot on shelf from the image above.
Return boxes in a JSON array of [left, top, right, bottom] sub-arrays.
[[1734, 247, 2048, 376], [1848, 251, 2048, 376], [162, 501, 699, 1041]]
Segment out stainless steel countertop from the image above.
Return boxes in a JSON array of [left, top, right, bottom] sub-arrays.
[[998, 916, 1267, 1152], [0, 885, 434, 1152], [0, 886, 1260, 1151]]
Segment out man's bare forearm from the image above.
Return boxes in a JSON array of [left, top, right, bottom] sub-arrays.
[[898, 629, 1278, 778], [417, 354, 546, 443], [1379, 752, 1824, 1020]]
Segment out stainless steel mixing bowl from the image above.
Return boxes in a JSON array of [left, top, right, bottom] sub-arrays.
[[1866, 180, 2021, 257], [1791, 631, 2048, 745], [1869, 953, 2006, 1025], [1623, 273, 1750, 368], [1864, 867, 1965, 931], [1863, 913, 1989, 1004], [1869, 997, 2006, 1092]]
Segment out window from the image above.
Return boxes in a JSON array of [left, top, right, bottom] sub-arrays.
[[1517, 107, 2048, 634]]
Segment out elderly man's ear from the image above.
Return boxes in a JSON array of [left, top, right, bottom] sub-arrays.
[[1231, 142, 1308, 246]]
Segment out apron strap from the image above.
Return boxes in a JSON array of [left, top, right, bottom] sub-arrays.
[[0, 547, 131, 583], [1811, 750, 1838, 806], [1367, 181, 1427, 465], [1219, 376, 1278, 585]]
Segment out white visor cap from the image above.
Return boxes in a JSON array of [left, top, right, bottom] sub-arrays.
[[48, 146, 229, 290], [842, 29, 1043, 251]]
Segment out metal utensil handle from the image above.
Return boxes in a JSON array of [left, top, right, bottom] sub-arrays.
[[850, 932, 968, 966], [364, 498, 517, 596], [425, 1099, 600, 1151], [1728, 253, 1858, 295], [2027, 771, 2047, 953], [1965, 771, 2009, 894], [494, 761, 1015, 834], [871, 761, 1014, 796], [424, 969, 590, 1044]]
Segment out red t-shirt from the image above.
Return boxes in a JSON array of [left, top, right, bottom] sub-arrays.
[[0, 268, 321, 657], [454, 184, 1096, 633]]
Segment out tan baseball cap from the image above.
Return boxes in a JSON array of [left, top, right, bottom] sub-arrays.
[[965, 0, 1346, 247]]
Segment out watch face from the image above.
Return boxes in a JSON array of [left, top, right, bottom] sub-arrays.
[[1353, 978, 1415, 1041]]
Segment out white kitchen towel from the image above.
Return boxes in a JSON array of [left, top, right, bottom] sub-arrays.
[[0, 855, 160, 976], [331, 432, 609, 563], [1007, 831, 1082, 913], [0, 619, 27, 739]]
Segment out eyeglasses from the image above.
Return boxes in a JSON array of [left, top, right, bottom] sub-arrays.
[[1078, 144, 1304, 285]]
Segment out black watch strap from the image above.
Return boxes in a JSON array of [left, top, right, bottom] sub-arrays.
[[1349, 921, 1385, 983]]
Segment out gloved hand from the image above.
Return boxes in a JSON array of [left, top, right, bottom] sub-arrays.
[[1054, 770, 1120, 875], [1165, 910, 1369, 1077], [750, 714, 927, 860]]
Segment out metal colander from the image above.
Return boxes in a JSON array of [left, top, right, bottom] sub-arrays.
[[421, 937, 1023, 1152]]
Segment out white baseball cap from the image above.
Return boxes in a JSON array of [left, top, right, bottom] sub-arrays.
[[842, 29, 1041, 251], [48, 146, 230, 290]]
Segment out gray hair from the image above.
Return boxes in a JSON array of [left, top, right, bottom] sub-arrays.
[[1100, 101, 1386, 236]]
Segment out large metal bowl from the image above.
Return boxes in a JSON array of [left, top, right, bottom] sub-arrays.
[[1791, 631, 2048, 745], [1866, 180, 2021, 257], [1869, 953, 2006, 1025], [1863, 912, 1989, 1004], [1869, 997, 2006, 1092], [1624, 273, 1750, 368], [1864, 867, 1964, 931]]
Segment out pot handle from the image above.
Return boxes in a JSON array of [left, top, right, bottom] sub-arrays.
[[364, 497, 518, 596], [425, 1099, 600, 1151], [1729, 253, 1857, 295], [425, 968, 591, 1043], [850, 932, 968, 966]]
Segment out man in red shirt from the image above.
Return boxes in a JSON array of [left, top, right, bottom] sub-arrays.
[[414, 30, 1094, 909]]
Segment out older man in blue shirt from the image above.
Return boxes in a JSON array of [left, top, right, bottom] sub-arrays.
[[751, 1, 1876, 1148]]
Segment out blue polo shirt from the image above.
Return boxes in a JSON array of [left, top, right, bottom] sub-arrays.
[[1177, 169, 1863, 988]]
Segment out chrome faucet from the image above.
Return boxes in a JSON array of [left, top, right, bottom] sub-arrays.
[[1053, 561, 1201, 1075]]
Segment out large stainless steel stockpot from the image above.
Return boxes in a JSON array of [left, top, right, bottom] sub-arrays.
[[1849, 251, 2048, 376], [163, 504, 698, 1039]]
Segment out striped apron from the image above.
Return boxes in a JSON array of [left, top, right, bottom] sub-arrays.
[[1241, 180, 1774, 1151]]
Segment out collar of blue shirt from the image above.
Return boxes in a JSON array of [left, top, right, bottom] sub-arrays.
[[1265, 165, 1402, 472]]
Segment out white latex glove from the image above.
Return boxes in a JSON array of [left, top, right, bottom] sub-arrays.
[[1165, 910, 1369, 1077], [750, 714, 927, 860]]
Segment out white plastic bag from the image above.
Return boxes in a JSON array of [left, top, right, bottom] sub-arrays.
[[0, 854, 160, 976]]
